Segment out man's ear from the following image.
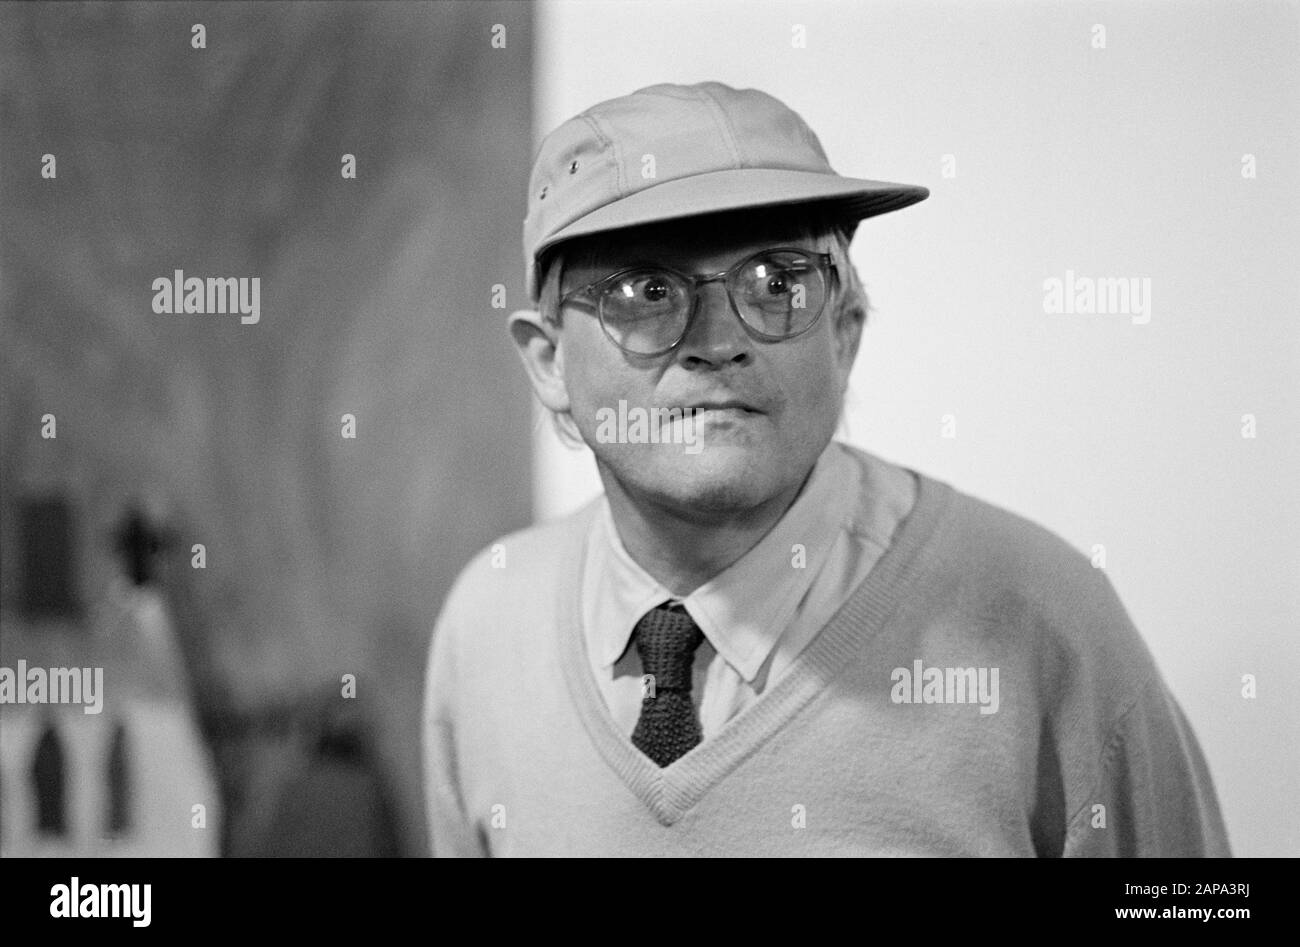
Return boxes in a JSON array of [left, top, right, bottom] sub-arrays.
[[508, 309, 571, 415]]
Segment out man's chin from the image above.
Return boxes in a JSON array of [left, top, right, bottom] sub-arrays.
[[613, 446, 782, 517]]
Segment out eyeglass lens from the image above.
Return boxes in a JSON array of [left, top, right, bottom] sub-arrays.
[[598, 249, 827, 354]]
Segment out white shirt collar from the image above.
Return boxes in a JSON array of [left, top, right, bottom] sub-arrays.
[[582, 441, 862, 683]]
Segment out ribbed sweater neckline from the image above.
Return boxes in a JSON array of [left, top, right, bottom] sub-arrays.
[[556, 469, 958, 826]]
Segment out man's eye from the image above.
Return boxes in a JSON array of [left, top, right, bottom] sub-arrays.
[[641, 278, 670, 302], [764, 273, 792, 296], [612, 273, 676, 306], [748, 267, 806, 300]]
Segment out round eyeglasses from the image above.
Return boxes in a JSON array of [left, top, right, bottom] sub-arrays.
[[556, 247, 838, 357]]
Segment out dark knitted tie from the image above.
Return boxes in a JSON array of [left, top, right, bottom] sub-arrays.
[[631, 602, 705, 767]]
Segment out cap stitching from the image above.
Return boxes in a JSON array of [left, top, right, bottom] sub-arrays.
[[695, 84, 743, 168], [580, 113, 626, 200]]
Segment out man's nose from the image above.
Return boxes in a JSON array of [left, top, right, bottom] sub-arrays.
[[675, 280, 752, 368]]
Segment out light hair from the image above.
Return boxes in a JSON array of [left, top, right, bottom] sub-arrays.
[[533, 208, 872, 448]]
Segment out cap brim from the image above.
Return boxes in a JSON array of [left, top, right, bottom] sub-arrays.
[[532, 167, 928, 293]]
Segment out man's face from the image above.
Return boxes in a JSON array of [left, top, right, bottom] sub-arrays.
[[551, 213, 863, 521]]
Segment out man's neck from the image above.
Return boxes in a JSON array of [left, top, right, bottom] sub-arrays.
[[598, 463, 814, 597]]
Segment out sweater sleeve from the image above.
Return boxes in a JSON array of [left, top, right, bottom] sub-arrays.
[[1062, 674, 1232, 857], [421, 594, 488, 858]]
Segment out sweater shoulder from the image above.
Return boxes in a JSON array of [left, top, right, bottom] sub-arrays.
[[944, 483, 1094, 583], [435, 497, 599, 631], [920, 477, 1160, 699]]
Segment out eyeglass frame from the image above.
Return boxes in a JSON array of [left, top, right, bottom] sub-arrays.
[[554, 246, 840, 357]]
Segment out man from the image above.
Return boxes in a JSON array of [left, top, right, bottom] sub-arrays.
[[422, 81, 1231, 856]]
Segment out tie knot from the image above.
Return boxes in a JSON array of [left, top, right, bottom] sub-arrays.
[[633, 602, 703, 691]]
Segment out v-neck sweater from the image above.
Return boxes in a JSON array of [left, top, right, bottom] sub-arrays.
[[581, 441, 917, 740], [422, 466, 1231, 857]]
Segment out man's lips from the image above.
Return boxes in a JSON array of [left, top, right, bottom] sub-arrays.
[[678, 399, 763, 414]]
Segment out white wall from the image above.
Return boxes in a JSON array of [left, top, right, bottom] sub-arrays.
[[530, 0, 1300, 856]]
